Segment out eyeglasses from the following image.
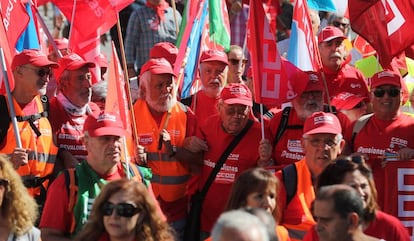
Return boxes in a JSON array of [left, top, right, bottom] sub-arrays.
[[229, 58, 248, 65], [332, 21, 349, 28], [0, 178, 9, 187], [224, 106, 250, 117], [304, 138, 339, 148], [102, 202, 141, 217], [21, 66, 51, 78], [352, 101, 365, 109], [373, 88, 400, 98]]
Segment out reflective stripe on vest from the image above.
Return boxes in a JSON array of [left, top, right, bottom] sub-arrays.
[[281, 159, 316, 241], [0, 95, 57, 197], [134, 100, 190, 202]]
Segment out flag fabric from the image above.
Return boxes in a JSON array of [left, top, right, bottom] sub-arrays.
[[353, 35, 376, 58], [15, 3, 40, 52], [51, 0, 133, 41], [349, 0, 414, 67], [208, 0, 230, 52], [0, 0, 29, 56], [287, 0, 322, 71], [307, 0, 336, 12], [247, 0, 291, 107], [174, 0, 208, 99]]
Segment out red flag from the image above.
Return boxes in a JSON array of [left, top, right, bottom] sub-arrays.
[[353, 35, 376, 58], [247, 0, 291, 108], [52, 0, 133, 40], [349, 0, 414, 66], [106, 41, 136, 162]]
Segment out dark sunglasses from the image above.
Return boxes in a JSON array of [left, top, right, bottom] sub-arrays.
[[102, 202, 141, 217], [0, 178, 9, 187], [333, 21, 349, 28], [373, 88, 400, 98], [334, 156, 364, 166], [229, 58, 248, 65], [23, 66, 51, 78], [352, 101, 365, 109]]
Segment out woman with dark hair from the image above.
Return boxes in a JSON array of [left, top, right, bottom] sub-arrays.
[[75, 179, 175, 241], [303, 155, 410, 241], [0, 154, 40, 241], [225, 167, 290, 241]]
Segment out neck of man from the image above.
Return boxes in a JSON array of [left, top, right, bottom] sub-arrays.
[[87, 159, 118, 177], [375, 110, 400, 121], [12, 88, 37, 106]]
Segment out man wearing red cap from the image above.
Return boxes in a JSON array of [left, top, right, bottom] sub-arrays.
[[188, 83, 273, 239], [40, 112, 152, 240], [347, 70, 414, 228], [133, 57, 201, 240], [268, 71, 325, 170], [276, 111, 345, 241], [48, 53, 101, 173], [181, 49, 229, 126], [318, 26, 369, 101], [331, 92, 368, 122], [0, 49, 59, 205]]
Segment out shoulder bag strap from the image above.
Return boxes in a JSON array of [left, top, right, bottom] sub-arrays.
[[199, 119, 254, 197]]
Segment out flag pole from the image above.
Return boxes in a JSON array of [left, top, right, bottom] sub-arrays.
[[170, 0, 179, 35], [67, 0, 77, 48], [115, 15, 141, 165], [32, 6, 63, 58], [0, 48, 22, 148]]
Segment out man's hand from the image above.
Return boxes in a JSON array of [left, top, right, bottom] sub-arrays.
[[182, 136, 208, 153], [257, 139, 273, 167], [11, 147, 28, 169], [397, 147, 414, 161], [136, 144, 147, 165]]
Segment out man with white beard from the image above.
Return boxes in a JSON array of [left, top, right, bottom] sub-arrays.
[[181, 49, 228, 126], [133, 57, 203, 241]]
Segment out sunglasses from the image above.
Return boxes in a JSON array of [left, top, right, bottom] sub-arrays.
[[332, 21, 349, 28], [352, 101, 365, 109], [22, 66, 51, 78], [229, 58, 248, 65], [0, 178, 9, 187], [102, 202, 141, 217], [373, 88, 400, 98], [334, 156, 364, 166]]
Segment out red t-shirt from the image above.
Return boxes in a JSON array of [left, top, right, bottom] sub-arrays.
[[323, 65, 369, 101], [39, 163, 125, 233], [48, 98, 100, 161], [303, 211, 410, 241], [348, 113, 414, 210], [189, 91, 220, 126], [197, 114, 271, 232]]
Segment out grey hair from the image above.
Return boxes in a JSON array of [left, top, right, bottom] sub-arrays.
[[137, 71, 151, 99], [211, 210, 269, 241], [91, 80, 108, 101]]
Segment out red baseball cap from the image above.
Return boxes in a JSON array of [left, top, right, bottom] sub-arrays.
[[370, 70, 402, 89], [220, 83, 252, 107], [55, 53, 96, 81], [140, 58, 176, 77], [318, 26, 346, 44], [331, 92, 367, 110], [149, 42, 178, 66], [83, 112, 125, 137], [11, 49, 59, 71], [48, 38, 69, 53], [289, 70, 324, 99], [200, 49, 228, 65], [303, 112, 342, 135]]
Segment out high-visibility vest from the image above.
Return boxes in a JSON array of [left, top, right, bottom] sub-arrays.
[[281, 159, 316, 241], [0, 95, 57, 197], [134, 100, 190, 202]]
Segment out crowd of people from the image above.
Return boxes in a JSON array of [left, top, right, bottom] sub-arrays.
[[1, 0, 414, 241]]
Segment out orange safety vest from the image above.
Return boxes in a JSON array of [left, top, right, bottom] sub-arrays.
[[134, 100, 190, 202], [0, 95, 57, 197], [281, 159, 316, 241]]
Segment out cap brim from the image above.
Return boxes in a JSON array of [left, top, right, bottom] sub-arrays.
[[88, 127, 125, 137], [304, 126, 341, 135], [67, 62, 96, 70], [150, 68, 177, 77], [372, 80, 401, 89], [224, 98, 253, 107], [201, 58, 228, 65], [333, 97, 366, 110], [320, 36, 346, 44], [33, 59, 59, 68]]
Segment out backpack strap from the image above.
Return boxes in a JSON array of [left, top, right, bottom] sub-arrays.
[[0, 95, 10, 144], [15, 95, 49, 137], [64, 169, 78, 233], [351, 113, 373, 148], [273, 107, 291, 147], [282, 164, 297, 205]]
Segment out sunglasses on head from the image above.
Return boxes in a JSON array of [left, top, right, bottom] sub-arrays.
[[102, 202, 141, 217], [229, 58, 248, 65], [334, 156, 364, 167], [373, 87, 400, 98], [0, 178, 9, 187]]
